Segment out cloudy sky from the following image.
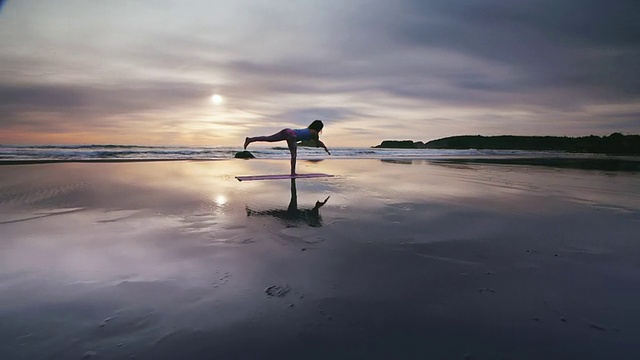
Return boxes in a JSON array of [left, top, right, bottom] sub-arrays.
[[1, 0, 638, 146]]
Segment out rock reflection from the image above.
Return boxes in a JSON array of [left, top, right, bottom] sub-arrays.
[[246, 179, 330, 227]]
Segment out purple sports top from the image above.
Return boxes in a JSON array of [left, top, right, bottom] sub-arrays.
[[293, 128, 313, 141]]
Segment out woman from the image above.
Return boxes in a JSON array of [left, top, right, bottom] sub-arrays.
[[244, 120, 330, 174]]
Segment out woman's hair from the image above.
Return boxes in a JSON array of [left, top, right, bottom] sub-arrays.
[[308, 120, 324, 132]]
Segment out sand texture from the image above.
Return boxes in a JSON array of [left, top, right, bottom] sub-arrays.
[[1, 159, 640, 359]]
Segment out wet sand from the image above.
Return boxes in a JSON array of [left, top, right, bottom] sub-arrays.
[[1, 159, 640, 359]]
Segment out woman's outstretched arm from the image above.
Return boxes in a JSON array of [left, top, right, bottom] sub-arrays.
[[316, 140, 330, 154]]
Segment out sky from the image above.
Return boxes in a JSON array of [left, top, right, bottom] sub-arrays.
[[1, 0, 639, 147]]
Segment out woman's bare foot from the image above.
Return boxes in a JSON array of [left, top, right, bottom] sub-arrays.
[[244, 137, 250, 150]]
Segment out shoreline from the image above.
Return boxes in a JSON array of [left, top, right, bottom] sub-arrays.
[[2, 155, 639, 172], [0, 158, 215, 166]]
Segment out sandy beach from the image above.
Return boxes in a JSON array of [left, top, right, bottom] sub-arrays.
[[1, 158, 640, 359]]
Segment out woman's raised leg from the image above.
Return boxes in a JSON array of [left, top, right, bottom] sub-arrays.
[[245, 129, 292, 149]]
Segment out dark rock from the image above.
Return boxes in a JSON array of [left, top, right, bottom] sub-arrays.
[[422, 133, 640, 154], [374, 140, 423, 149], [235, 151, 255, 159], [374, 133, 640, 154]]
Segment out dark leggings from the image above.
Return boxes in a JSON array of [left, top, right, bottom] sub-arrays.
[[245, 129, 298, 173]]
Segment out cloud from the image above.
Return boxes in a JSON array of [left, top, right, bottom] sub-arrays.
[[0, 81, 215, 134], [0, 0, 638, 145], [386, 0, 640, 99]]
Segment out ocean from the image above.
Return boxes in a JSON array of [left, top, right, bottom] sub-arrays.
[[0, 144, 573, 162]]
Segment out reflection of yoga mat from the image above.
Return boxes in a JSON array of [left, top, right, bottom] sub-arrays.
[[235, 173, 334, 182]]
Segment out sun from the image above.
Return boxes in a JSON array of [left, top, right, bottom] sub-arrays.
[[210, 94, 223, 105]]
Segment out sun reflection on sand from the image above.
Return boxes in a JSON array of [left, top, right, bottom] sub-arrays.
[[214, 194, 228, 206]]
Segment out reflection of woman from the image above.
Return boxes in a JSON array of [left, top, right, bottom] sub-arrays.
[[243, 120, 330, 174], [246, 179, 330, 227]]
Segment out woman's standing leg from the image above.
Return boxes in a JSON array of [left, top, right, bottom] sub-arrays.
[[287, 138, 297, 174]]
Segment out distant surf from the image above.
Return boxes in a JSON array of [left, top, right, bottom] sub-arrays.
[[0, 144, 578, 162]]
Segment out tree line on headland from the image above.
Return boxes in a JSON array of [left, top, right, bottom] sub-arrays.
[[374, 133, 640, 154]]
